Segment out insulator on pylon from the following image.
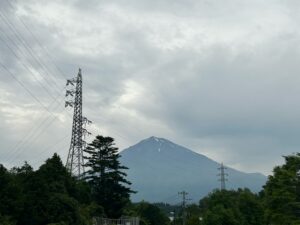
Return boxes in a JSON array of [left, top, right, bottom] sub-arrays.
[[83, 117, 92, 125], [82, 140, 87, 147], [66, 79, 75, 86], [82, 128, 92, 137], [65, 90, 75, 97], [65, 101, 74, 108]]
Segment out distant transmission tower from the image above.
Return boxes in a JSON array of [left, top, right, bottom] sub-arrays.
[[178, 191, 191, 225], [218, 163, 228, 190], [65, 68, 91, 177]]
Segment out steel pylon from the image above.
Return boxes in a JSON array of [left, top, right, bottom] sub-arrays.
[[65, 68, 91, 177]]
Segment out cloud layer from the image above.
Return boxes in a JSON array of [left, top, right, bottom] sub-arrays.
[[1, 0, 300, 174]]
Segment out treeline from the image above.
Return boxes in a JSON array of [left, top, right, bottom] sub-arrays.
[[0, 135, 300, 225], [0, 135, 170, 225], [0, 154, 95, 224], [157, 153, 300, 225]]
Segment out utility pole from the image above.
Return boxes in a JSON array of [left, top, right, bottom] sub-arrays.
[[178, 191, 189, 225], [65, 68, 91, 177], [218, 163, 228, 190]]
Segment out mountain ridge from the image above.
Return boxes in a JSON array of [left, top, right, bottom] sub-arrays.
[[120, 136, 266, 203]]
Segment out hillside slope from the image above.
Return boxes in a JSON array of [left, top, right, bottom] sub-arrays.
[[120, 136, 266, 203]]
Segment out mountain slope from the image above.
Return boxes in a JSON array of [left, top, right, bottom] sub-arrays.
[[120, 136, 266, 203]]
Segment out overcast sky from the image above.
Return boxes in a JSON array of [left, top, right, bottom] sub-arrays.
[[1, 0, 300, 175]]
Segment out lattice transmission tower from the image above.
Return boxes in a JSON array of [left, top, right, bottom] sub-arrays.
[[65, 68, 91, 177], [178, 191, 190, 225], [218, 163, 228, 190]]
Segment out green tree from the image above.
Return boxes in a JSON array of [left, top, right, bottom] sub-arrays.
[[84, 135, 135, 218], [17, 154, 88, 225], [199, 189, 264, 225], [185, 204, 202, 225], [0, 155, 100, 224], [127, 202, 170, 225], [238, 189, 264, 225], [262, 153, 300, 225], [0, 164, 22, 224]]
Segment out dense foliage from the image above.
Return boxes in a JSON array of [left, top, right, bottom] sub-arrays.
[[0, 135, 135, 224], [125, 202, 170, 225], [0, 154, 98, 225], [262, 153, 300, 225], [198, 189, 264, 225], [167, 153, 300, 225]]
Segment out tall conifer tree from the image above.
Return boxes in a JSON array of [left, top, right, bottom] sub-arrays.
[[84, 135, 135, 218]]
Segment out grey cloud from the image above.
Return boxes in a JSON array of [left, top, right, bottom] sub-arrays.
[[1, 0, 300, 175]]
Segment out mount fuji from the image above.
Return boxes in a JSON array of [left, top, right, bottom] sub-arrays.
[[120, 136, 266, 203]]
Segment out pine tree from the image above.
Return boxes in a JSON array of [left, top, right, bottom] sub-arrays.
[[84, 135, 135, 218]]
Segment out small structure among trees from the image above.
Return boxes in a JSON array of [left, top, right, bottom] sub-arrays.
[[93, 217, 140, 225]]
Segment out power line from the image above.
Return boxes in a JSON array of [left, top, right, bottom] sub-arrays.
[[3, 100, 64, 163], [3, 0, 68, 80], [0, 5, 75, 117], [0, 62, 50, 112], [6, 99, 66, 165], [3, 96, 63, 159], [2, 60, 133, 167], [0, 30, 58, 101], [0, 13, 76, 163], [0, 64, 69, 164], [0, 2, 135, 168], [0, 9, 63, 93], [29, 134, 70, 167], [0, 1, 80, 167], [1, 0, 134, 141], [2, 0, 139, 153], [0, 10, 67, 100]]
